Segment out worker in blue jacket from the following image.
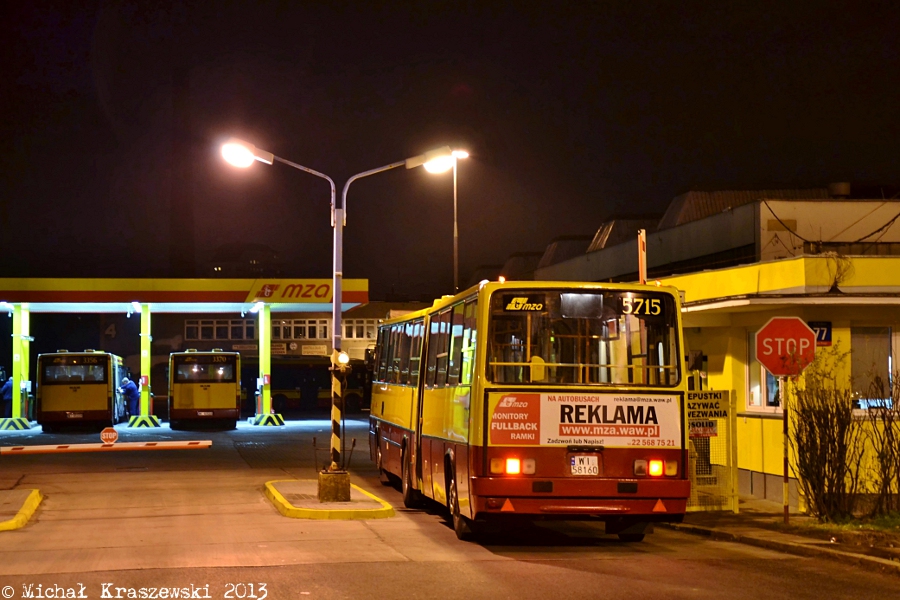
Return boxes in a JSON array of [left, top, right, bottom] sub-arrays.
[[0, 375, 12, 418], [119, 376, 141, 417]]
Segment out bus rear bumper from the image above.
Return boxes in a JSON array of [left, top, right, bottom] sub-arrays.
[[470, 477, 690, 519], [169, 409, 239, 420]]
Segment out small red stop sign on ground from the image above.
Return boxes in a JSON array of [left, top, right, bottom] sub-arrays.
[[755, 317, 816, 376], [100, 427, 118, 444]]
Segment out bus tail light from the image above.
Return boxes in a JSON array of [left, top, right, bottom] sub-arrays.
[[491, 457, 534, 475], [634, 459, 678, 477]]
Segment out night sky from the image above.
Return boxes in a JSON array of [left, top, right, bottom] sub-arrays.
[[3, 1, 899, 300]]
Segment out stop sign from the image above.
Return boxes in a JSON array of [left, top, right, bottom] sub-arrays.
[[100, 427, 118, 444], [755, 317, 816, 376]]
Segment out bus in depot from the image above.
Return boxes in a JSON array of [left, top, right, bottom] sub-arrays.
[[36, 350, 128, 433], [269, 357, 370, 416], [369, 281, 689, 541], [168, 349, 241, 430]]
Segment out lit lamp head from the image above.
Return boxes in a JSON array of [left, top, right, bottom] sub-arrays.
[[221, 138, 274, 168], [422, 149, 469, 174]]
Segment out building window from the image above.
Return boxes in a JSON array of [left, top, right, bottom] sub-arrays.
[[851, 327, 892, 404], [747, 332, 781, 409], [185, 319, 257, 341], [343, 319, 378, 339], [271, 319, 329, 340]]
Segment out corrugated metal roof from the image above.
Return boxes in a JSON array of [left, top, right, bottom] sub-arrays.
[[537, 235, 593, 269], [587, 219, 659, 252], [658, 189, 831, 230]]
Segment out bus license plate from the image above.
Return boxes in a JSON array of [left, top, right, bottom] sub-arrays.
[[197, 411, 213, 416], [571, 455, 599, 476], [66, 412, 83, 419]]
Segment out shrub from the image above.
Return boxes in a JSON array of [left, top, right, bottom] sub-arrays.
[[789, 347, 864, 522]]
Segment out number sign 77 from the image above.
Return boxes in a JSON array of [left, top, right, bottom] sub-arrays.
[[808, 321, 832, 347]]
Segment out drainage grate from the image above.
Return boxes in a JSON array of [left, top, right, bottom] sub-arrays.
[[284, 493, 317, 502]]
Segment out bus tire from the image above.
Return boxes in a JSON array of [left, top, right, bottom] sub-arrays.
[[617, 533, 645, 542], [169, 420, 181, 431], [401, 448, 422, 508], [41, 424, 54, 434], [448, 473, 476, 541]]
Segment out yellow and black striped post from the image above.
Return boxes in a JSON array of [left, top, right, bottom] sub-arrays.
[[330, 362, 346, 471], [317, 349, 351, 502]]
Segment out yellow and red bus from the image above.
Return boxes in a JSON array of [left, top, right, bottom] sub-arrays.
[[36, 350, 128, 433], [369, 281, 689, 541], [168, 350, 241, 430]]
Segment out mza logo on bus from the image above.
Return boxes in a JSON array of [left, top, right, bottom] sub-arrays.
[[491, 393, 681, 448]]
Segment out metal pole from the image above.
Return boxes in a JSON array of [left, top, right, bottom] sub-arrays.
[[453, 158, 459, 293], [781, 375, 789, 524], [638, 229, 647, 284], [330, 161, 406, 472]]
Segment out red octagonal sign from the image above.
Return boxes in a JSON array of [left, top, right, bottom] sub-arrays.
[[755, 317, 816, 376], [100, 427, 118, 444]]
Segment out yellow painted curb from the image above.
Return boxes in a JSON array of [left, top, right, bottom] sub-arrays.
[[0, 489, 42, 532], [264, 480, 395, 520]]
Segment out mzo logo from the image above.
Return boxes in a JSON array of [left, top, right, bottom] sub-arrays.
[[499, 396, 528, 408]]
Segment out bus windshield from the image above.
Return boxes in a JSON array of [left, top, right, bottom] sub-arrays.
[[487, 289, 680, 387], [41, 357, 108, 384], [173, 355, 236, 383]]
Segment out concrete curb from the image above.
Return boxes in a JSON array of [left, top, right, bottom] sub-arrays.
[[264, 480, 395, 520], [661, 522, 900, 578], [0, 489, 42, 532]]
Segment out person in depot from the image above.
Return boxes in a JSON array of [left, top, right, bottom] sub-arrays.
[[119, 376, 141, 417], [0, 373, 12, 418]]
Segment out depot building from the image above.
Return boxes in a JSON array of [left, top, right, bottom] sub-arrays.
[[0, 277, 385, 429], [533, 185, 900, 506]]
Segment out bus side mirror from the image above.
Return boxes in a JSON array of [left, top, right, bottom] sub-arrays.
[[530, 356, 546, 382]]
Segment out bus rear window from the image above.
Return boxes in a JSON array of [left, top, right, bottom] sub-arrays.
[[487, 290, 680, 387], [173, 356, 237, 383], [42, 363, 108, 384]]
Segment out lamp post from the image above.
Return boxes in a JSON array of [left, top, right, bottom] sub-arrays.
[[222, 139, 451, 500], [424, 150, 468, 293]]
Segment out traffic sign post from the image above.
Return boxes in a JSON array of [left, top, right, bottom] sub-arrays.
[[100, 427, 119, 445], [755, 317, 816, 525]]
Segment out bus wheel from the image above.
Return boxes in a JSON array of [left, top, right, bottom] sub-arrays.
[[448, 474, 476, 541], [618, 533, 646, 542], [169, 420, 181, 430], [41, 424, 54, 434], [401, 449, 422, 508]]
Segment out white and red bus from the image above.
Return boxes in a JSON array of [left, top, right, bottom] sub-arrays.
[[369, 281, 689, 541]]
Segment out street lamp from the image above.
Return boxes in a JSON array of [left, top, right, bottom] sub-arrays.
[[424, 150, 468, 293], [222, 138, 451, 499]]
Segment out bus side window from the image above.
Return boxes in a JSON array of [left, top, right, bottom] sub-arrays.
[[447, 303, 465, 386], [376, 327, 389, 382], [399, 323, 413, 384], [409, 321, 424, 387], [435, 309, 452, 387], [461, 299, 477, 385], [387, 326, 401, 384], [425, 316, 440, 387]]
